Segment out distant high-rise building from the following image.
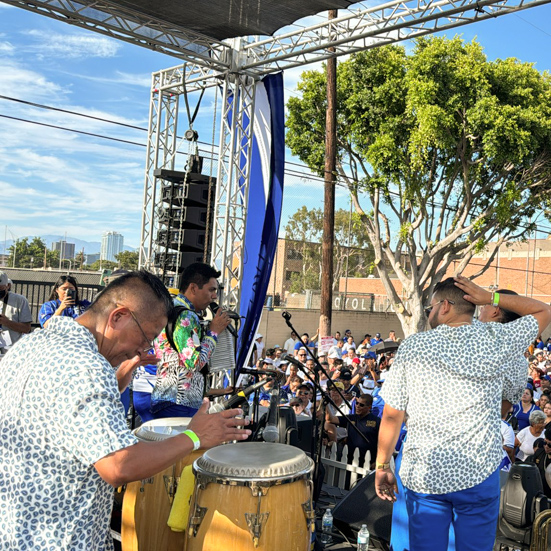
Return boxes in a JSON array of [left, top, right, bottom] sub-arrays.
[[84, 253, 101, 265], [101, 232, 124, 262], [52, 240, 75, 259]]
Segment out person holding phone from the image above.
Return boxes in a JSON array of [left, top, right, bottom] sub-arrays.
[[39, 275, 91, 327]]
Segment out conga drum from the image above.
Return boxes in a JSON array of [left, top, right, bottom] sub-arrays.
[[185, 442, 315, 551], [122, 418, 202, 551]]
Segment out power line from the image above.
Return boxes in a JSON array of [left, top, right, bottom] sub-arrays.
[[1, 94, 550, 234]]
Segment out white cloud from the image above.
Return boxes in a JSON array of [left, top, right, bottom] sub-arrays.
[[0, 60, 65, 100], [24, 30, 120, 59], [0, 41, 14, 54]]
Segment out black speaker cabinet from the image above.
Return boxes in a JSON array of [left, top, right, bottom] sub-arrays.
[[332, 471, 393, 544]]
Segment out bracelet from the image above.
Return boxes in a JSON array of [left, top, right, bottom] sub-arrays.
[[376, 462, 391, 470], [182, 429, 201, 451], [492, 292, 500, 307]]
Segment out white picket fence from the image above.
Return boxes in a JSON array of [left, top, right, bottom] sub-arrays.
[[321, 444, 372, 489]]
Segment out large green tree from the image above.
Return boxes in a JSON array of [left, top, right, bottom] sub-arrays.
[[286, 36, 551, 335], [284, 206, 375, 293], [115, 250, 139, 270], [8, 237, 59, 269]]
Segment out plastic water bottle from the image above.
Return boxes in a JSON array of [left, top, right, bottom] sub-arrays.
[[321, 508, 333, 546], [357, 524, 370, 551]]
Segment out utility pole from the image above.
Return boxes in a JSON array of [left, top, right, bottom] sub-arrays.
[[319, 9, 337, 347]]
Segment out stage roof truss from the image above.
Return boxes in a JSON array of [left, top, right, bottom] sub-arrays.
[[4, 0, 551, 78], [242, 0, 551, 73], [2, 0, 232, 69]]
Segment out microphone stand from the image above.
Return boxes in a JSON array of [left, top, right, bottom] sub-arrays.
[[281, 311, 374, 499]]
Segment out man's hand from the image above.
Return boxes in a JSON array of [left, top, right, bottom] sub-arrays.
[[209, 308, 231, 334], [116, 352, 158, 392], [454, 275, 492, 306], [188, 398, 251, 449], [375, 469, 398, 502]]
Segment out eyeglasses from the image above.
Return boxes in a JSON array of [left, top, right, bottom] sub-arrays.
[[118, 304, 156, 354], [298, 354, 307, 357], [544, 440, 551, 447], [356, 403, 369, 407], [424, 299, 455, 316], [297, 391, 310, 396]]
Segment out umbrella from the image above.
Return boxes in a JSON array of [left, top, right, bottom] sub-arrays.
[[368, 340, 400, 353]]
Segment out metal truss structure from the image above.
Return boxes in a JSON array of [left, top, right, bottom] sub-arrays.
[[4, 0, 551, 307]]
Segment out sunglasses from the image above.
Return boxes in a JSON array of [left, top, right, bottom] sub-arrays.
[[424, 299, 455, 316], [356, 403, 369, 407], [544, 440, 551, 447]]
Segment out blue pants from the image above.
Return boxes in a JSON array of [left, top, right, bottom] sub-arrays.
[[133, 391, 155, 423], [404, 468, 500, 551], [151, 403, 199, 419]]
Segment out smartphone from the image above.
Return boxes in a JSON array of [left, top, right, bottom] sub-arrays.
[[67, 288, 76, 301]]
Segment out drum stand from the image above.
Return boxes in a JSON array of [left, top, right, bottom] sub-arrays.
[[280, 311, 375, 501]]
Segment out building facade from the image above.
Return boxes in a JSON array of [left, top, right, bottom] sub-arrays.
[[100, 232, 124, 262], [338, 238, 551, 304], [51, 240, 75, 260]]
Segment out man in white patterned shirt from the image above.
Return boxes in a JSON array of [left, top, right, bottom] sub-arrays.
[[0, 270, 250, 551], [375, 275, 551, 551]]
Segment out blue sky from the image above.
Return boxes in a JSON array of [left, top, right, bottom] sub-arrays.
[[1, 2, 551, 249]]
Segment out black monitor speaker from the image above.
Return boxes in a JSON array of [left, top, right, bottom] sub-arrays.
[[332, 471, 393, 545]]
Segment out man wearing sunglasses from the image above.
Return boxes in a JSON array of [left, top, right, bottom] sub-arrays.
[[375, 275, 551, 551], [326, 394, 380, 469]]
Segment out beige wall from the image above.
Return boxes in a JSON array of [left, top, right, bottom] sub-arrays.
[[255, 308, 404, 351]]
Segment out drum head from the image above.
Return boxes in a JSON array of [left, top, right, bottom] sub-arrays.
[[133, 417, 192, 442], [194, 442, 313, 480]]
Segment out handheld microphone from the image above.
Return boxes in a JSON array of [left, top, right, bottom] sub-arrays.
[[262, 388, 280, 443], [209, 302, 242, 320], [209, 302, 239, 337], [240, 367, 281, 376], [208, 378, 271, 413]]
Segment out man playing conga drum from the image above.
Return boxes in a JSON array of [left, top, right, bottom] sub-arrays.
[[0, 270, 250, 551]]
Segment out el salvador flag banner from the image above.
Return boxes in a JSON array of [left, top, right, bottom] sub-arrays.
[[231, 72, 285, 372]]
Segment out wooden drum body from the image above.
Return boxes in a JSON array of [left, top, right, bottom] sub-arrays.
[[185, 442, 315, 551], [122, 418, 202, 551]]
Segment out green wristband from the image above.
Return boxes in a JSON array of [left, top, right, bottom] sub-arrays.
[[183, 429, 201, 451], [492, 292, 500, 307]]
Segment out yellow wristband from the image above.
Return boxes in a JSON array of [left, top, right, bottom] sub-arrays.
[[183, 429, 200, 451], [492, 292, 500, 307], [376, 462, 390, 470]]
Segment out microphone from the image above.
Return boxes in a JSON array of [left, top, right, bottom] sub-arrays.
[[281, 354, 304, 368], [240, 367, 281, 376], [209, 302, 242, 320], [208, 378, 271, 413], [262, 388, 280, 443], [282, 311, 292, 321], [209, 301, 239, 337]]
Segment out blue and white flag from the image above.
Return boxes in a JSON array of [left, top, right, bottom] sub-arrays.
[[231, 72, 285, 371]]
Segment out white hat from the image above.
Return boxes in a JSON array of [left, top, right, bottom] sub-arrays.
[[255, 333, 263, 339], [0, 272, 8, 286]]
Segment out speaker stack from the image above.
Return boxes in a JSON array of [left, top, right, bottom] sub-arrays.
[[153, 166, 215, 282]]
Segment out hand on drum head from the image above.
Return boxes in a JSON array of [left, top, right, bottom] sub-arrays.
[[188, 398, 251, 449]]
